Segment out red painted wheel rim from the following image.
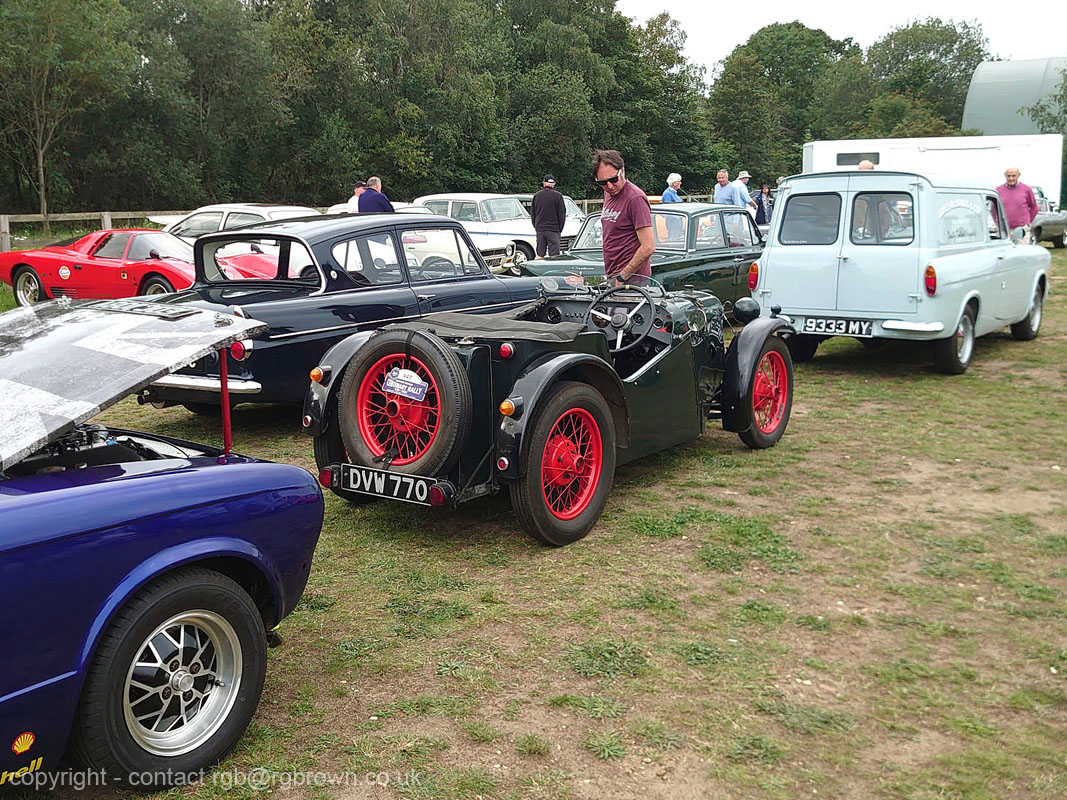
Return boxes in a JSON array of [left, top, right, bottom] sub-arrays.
[[356, 354, 440, 465], [752, 350, 788, 434], [540, 407, 603, 521]]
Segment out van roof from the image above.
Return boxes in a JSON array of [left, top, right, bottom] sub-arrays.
[[785, 171, 995, 194]]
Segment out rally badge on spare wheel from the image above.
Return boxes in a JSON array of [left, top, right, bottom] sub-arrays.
[[59, 265, 71, 280], [383, 367, 429, 402]]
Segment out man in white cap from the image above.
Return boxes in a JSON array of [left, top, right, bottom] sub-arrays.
[[661, 173, 683, 203], [732, 170, 758, 212]]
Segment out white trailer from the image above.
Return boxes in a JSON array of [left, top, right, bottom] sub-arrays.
[[802, 134, 1063, 205]]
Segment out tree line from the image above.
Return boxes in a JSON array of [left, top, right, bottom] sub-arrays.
[[2, 0, 1048, 225]]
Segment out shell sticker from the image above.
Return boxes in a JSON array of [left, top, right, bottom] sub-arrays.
[[58, 266, 71, 280], [11, 732, 34, 755]]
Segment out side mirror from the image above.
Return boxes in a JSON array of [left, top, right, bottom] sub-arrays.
[[251, 243, 263, 253], [148, 249, 161, 259]]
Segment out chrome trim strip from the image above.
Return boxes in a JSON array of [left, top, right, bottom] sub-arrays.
[[151, 375, 263, 394], [267, 299, 531, 340], [623, 331, 685, 383], [881, 320, 944, 333]]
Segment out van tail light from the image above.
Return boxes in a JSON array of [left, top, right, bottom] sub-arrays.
[[924, 265, 937, 296], [747, 262, 759, 291]]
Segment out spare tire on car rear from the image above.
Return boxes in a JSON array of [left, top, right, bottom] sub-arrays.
[[336, 329, 472, 477]]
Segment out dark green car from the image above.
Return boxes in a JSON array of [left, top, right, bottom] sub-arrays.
[[520, 202, 763, 306]]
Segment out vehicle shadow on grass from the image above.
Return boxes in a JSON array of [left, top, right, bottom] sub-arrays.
[[799, 334, 1020, 378]]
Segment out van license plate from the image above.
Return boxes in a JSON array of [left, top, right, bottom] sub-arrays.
[[802, 317, 873, 337], [340, 464, 433, 505]]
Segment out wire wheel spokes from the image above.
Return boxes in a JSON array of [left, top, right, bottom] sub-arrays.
[[540, 408, 603, 520], [752, 350, 787, 433], [357, 354, 441, 465], [123, 610, 242, 757]]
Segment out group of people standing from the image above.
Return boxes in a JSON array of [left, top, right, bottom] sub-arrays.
[[346, 177, 394, 213], [661, 169, 775, 225]]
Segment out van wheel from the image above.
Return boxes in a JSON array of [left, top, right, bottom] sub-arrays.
[[933, 306, 975, 374], [510, 382, 616, 546], [337, 329, 471, 476], [1010, 284, 1043, 341], [786, 334, 819, 363], [69, 567, 266, 786], [738, 337, 793, 449]]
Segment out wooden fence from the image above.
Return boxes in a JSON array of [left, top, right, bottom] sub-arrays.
[[1, 195, 717, 252]]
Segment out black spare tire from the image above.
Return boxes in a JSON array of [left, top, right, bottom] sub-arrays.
[[337, 329, 472, 476]]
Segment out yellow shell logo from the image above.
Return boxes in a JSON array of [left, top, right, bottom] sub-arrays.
[[11, 732, 34, 755]]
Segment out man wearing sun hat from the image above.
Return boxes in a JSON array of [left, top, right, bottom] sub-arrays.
[[661, 172, 683, 203], [732, 170, 758, 213], [531, 173, 567, 258]]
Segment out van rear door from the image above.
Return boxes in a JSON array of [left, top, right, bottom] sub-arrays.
[[760, 178, 846, 312]]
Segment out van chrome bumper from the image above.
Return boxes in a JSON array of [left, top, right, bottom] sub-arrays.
[[881, 320, 945, 333]]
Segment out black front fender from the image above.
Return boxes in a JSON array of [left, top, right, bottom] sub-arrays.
[[721, 317, 795, 432], [302, 330, 377, 436], [496, 352, 629, 479]]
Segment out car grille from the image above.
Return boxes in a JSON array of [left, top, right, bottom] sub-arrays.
[[560, 236, 575, 251]]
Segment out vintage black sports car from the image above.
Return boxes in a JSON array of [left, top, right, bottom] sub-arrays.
[[519, 203, 764, 305], [141, 214, 541, 413], [305, 278, 795, 545]]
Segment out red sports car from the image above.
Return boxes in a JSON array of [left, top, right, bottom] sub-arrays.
[[0, 229, 198, 306]]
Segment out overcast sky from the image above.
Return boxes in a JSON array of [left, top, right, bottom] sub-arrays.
[[615, 0, 1062, 82]]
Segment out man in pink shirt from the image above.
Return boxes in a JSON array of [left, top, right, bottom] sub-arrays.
[[593, 149, 654, 286], [995, 167, 1039, 244]]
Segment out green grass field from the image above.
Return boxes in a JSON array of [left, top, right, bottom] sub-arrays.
[[2, 249, 1066, 799]]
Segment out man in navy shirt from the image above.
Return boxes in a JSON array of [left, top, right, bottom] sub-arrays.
[[358, 176, 395, 213]]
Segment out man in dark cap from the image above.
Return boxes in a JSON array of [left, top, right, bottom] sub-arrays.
[[530, 174, 567, 258], [347, 180, 367, 213]]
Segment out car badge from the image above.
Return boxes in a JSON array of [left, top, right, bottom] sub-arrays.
[[564, 275, 585, 286], [121, 270, 128, 280], [59, 265, 71, 280], [11, 732, 34, 755]]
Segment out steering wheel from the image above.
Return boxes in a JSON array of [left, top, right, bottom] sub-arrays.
[[582, 284, 657, 354], [409, 256, 457, 281]]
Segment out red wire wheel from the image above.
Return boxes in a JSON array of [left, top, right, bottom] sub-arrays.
[[540, 407, 603, 520], [356, 354, 440, 465], [510, 381, 616, 547], [739, 336, 793, 450], [752, 349, 788, 434]]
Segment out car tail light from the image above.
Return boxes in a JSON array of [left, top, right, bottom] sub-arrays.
[[230, 339, 253, 361], [499, 342, 514, 359], [924, 265, 937, 296], [428, 485, 447, 506], [496, 457, 510, 471], [748, 262, 759, 291], [317, 467, 336, 488]]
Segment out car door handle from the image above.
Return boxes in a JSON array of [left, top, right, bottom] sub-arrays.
[[417, 294, 436, 301], [996, 255, 1005, 260], [73, 264, 84, 270]]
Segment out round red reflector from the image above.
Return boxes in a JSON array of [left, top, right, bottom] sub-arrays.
[[428, 485, 446, 506], [496, 457, 510, 471], [924, 265, 937, 296], [499, 342, 514, 359], [317, 468, 333, 488], [230, 340, 247, 361], [748, 262, 759, 291]]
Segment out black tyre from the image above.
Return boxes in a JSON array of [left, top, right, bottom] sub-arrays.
[[513, 243, 534, 267], [313, 418, 377, 505], [738, 336, 793, 450], [337, 329, 472, 476], [12, 265, 44, 306], [786, 334, 819, 363], [1010, 283, 1044, 341], [70, 567, 267, 786], [932, 305, 976, 374], [140, 275, 175, 296], [510, 381, 616, 546]]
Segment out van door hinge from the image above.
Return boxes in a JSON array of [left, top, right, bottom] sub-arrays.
[[907, 293, 921, 301]]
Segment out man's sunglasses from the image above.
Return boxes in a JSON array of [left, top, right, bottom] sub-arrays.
[[595, 170, 622, 186]]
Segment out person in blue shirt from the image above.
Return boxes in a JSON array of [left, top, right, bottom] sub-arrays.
[[661, 173, 683, 203], [713, 170, 750, 207], [358, 176, 395, 213]]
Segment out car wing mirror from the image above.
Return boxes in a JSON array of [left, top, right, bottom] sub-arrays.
[[148, 249, 161, 259], [251, 243, 263, 253]]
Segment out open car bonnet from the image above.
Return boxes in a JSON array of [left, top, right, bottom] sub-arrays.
[[0, 298, 266, 470]]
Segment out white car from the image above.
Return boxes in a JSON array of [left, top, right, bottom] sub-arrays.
[[156, 203, 322, 240], [752, 171, 1050, 374], [411, 193, 540, 267]]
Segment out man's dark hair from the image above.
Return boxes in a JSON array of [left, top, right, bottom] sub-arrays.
[[591, 149, 625, 178]]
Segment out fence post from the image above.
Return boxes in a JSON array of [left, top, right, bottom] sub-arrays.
[[101, 211, 112, 229], [0, 215, 10, 253]]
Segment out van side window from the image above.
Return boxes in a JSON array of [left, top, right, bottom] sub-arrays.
[[778, 194, 841, 245], [850, 193, 914, 245], [936, 194, 985, 246]]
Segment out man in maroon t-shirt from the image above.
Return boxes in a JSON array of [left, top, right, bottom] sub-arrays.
[[593, 149, 654, 285]]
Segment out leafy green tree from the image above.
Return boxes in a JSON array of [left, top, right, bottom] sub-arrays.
[[866, 18, 988, 128], [809, 51, 877, 140], [0, 0, 133, 229], [863, 93, 958, 138]]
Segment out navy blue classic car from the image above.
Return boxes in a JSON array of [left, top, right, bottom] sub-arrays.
[[306, 278, 794, 546], [0, 299, 324, 786], [142, 214, 541, 414]]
